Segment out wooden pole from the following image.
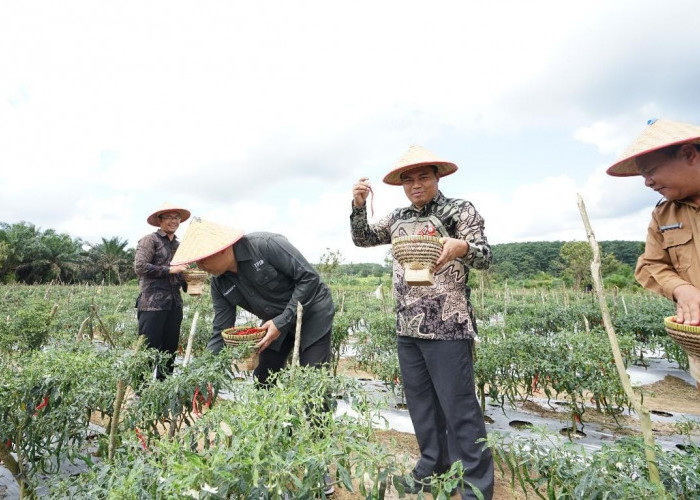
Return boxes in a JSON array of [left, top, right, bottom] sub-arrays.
[[291, 302, 303, 368], [183, 310, 200, 367], [577, 194, 663, 490], [108, 380, 126, 460]]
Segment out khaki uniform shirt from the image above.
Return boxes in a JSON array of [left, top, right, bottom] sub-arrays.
[[635, 199, 700, 300]]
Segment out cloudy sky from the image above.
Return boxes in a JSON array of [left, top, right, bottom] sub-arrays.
[[2, 0, 699, 264]]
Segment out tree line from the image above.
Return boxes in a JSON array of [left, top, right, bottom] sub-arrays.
[[490, 240, 644, 288], [0, 221, 644, 288], [0, 222, 134, 284]]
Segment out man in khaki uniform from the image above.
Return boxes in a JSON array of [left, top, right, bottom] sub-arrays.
[[607, 118, 700, 393]]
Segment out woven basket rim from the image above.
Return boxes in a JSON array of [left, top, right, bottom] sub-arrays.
[[222, 327, 265, 342], [392, 235, 443, 245], [183, 269, 208, 275], [663, 316, 700, 335], [224, 339, 260, 346]]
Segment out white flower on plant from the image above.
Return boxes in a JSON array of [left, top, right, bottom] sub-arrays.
[[202, 484, 219, 494], [615, 462, 624, 470], [184, 489, 200, 499], [282, 421, 292, 428]]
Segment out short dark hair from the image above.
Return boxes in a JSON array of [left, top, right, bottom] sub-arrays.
[[656, 143, 700, 158]]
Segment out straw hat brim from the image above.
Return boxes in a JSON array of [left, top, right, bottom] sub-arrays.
[[147, 203, 191, 226], [171, 218, 245, 266], [606, 119, 700, 177], [383, 162, 458, 185], [383, 145, 458, 185]]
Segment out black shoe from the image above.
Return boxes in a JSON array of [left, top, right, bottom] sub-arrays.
[[394, 472, 431, 494]]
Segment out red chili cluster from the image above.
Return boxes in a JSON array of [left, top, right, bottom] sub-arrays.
[[192, 383, 214, 417], [231, 327, 263, 336], [417, 224, 436, 236]]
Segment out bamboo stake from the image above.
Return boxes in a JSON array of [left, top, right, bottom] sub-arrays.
[[108, 380, 126, 460], [291, 302, 303, 368], [577, 194, 663, 490], [183, 310, 200, 367], [47, 304, 58, 324], [91, 303, 115, 347], [76, 316, 91, 341]]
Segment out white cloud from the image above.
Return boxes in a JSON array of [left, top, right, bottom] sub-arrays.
[[1, 0, 699, 265]]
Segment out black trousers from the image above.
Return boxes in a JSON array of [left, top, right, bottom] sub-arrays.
[[137, 308, 183, 380], [397, 336, 494, 500], [254, 329, 332, 386]]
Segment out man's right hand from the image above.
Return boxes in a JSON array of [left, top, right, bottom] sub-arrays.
[[169, 264, 189, 274], [352, 177, 372, 208], [672, 284, 700, 325]]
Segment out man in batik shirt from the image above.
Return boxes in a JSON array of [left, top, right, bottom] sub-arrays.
[[350, 145, 494, 499], [134, 202, 190, 380]]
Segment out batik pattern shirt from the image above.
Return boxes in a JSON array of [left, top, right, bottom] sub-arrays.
[[134, 231, 184, 311], [350, 191, 491, 340]]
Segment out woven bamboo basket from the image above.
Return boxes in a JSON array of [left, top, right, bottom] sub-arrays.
[[392, 235, 444, 286], [222, 326, 265, 370], [182, 269, 208, 296], [664, 317, 700, 358]]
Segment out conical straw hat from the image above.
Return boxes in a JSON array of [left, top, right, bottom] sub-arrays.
[[171, 217, 244, 265], [383, 145, 458, 185], [146, 201, 191, 226], [607, 119, 700, 177]]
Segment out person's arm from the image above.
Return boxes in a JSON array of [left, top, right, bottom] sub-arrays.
[[207, 280, 238, 354], [635, 214, 691, 300], [635, 214, 699, 324], [438, 199, 491, 271], [262, 235, 323, 334], [350, 178, 393, 247], [350, 203, 394, 247]]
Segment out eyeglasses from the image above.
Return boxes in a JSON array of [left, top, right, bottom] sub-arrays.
[[159, 215, 181, 221]]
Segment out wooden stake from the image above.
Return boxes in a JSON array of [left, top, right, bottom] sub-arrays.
[[183, 310, 200, 367], [292, 302, 303, 368], [577, 194, 663, 490], [108, 380, 126, 460]]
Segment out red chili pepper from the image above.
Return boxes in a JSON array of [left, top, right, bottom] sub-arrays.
[[417, 224, 436, 236], [33, 396, 49, 415], [234, 327, 262, 336], [192, 387, 202, 417], [3, 439, 11, 449], [204, 383, 214, 408], [532, 373, 539, 392], [134, 427, 148, 450]]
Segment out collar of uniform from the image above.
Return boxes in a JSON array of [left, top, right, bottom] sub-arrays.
[[674, 199, 700, 210], [409, 190, 446, 212], [232, 236, 252, 261], [155, 229, 177, 240]]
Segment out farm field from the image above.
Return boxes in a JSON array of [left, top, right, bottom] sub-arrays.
[[1, 280, 699, 499]]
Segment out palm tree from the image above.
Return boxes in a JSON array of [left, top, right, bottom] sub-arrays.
[[88, 237, 132, 284], [31, 230, 84, 282]]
